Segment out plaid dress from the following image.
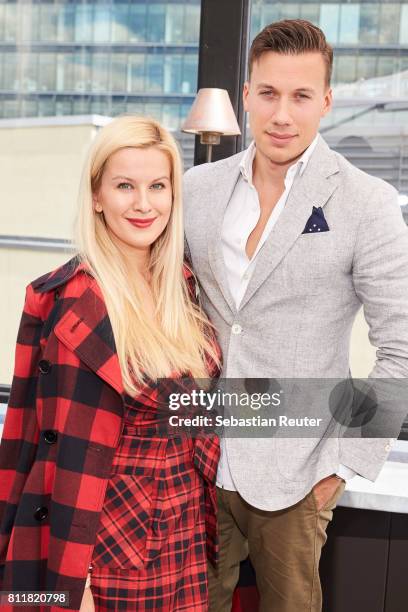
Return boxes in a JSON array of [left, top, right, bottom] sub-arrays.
[[90, 389, 209, 611]]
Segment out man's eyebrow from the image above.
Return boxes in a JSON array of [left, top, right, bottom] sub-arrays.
[[256, 83, 316, 94]]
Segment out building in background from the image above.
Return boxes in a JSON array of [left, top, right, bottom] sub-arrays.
[[0, 0, 200, 130]]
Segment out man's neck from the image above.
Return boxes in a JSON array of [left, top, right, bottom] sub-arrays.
[[252, 142, 310, 189]]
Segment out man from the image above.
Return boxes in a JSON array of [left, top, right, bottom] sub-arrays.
[[183, 19, 408, 612]]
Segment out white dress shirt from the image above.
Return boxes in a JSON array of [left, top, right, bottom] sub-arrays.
[[216, 136, 356, 490]]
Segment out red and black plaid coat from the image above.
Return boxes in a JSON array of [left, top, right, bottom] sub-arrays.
[[0, 257, 220, 611]]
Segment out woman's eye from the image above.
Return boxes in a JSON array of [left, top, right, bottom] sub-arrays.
[[118, 182, 132, 190], [151, 182, 165, 190]]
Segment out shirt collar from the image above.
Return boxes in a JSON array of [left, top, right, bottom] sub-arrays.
[[239, 133, 320, 186]]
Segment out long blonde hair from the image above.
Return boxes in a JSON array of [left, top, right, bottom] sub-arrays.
[[75, 115, 219, 393]]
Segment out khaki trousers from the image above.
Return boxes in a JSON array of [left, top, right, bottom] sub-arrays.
[[208, 482, 345, 612]]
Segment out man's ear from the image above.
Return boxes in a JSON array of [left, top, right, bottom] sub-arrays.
[[322, 87, 333, 117], [243, 81, 250, 113]]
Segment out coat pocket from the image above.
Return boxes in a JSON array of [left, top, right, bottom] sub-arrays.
[[92, 474, 154, 569]]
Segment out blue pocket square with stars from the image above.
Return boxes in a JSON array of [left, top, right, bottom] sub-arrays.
[[302, 206, 330, 234]]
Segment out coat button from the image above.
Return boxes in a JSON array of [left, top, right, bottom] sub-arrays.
[[34, 506, 48, 521], [38, 360, 51, 374], [43, 430, 57, 444]]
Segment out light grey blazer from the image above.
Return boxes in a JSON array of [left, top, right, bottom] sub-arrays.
[[183, 135, 408, 510]]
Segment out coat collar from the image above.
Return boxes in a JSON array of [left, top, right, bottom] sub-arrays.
[[38, 256, 195, 398]]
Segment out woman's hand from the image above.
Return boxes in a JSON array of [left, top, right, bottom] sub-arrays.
[[79, 586, 95, 612]]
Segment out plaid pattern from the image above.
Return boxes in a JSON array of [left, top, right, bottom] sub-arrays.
[[90, 397, 209, 610], [0, 257, 220, 611]]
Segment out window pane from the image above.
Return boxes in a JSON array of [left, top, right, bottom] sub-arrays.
[[38, 54, 56, 91], [166, 5, 184, 43], [128, 54, 145, 92], [38, 98, 56, 117], [56, 53, 75, 92], [75, 4, 93, 42], [57, 4, 75, 43], [21, 52, 38, 92], [184, 5, 200, 43], [4, 53, 19, 91], [182, 55, 198, 94], [92, 54, 110, 93], [164, 55, 183, 94], [146, 54, 164, 93], [74, 52, 92, 92], [94, 4, 111, 43], [147, 4, 166, 43], [112, 4, 129, 43], [339, 4, 359, 44], [359, 4, 379, 45], [129, 4, 147, 42], [320, 4, 340, 44], [40, 4, 58, 42], [4, 3, 18, 42], [111, 54, 127, 92], [379, 4, 400, 45]]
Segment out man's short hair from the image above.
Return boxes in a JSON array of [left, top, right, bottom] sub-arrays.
[[248, 19, 333, 87]]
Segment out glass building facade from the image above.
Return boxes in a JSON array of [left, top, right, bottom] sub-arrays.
[[0, 0, 201, 128], [251, 1, 408, 85]]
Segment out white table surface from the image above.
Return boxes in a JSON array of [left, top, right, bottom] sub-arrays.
[[339, 440, 408, 514]]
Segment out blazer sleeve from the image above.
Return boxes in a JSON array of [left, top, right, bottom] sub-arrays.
[[0, 284, 43, 576], [340, 183, 408, 480]]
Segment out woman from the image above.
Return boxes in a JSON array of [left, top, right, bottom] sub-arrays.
[[0, 116, 220, 611]]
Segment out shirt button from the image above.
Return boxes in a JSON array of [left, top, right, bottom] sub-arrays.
[[232, 324, 242, 335]]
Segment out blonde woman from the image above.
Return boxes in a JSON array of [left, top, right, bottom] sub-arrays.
[[0, 116, 220, 612]]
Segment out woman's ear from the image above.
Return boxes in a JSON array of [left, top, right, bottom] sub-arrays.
[[93, 193, 103, 213]]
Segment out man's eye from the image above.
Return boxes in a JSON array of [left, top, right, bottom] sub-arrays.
[[151, 182, 165, 190], [118, 182, 132, 190]]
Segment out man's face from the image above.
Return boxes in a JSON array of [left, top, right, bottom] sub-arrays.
[[243, 51, 332, 165]]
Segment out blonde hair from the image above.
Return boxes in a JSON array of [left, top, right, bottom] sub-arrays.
[[75, 115, 219, 393]]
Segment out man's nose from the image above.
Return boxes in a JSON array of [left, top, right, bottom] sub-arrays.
[[272, 98, 292, 125]]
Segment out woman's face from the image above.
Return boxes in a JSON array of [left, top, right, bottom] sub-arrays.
[[93, 146, 173, 261]]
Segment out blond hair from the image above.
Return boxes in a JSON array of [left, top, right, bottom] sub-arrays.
[[75, 115, 219, 393]]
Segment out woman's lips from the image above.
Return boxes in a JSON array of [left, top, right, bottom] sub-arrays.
[[126, 217, 157, 228]]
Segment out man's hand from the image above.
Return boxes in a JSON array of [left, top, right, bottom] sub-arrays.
[[79, 587, 95, 612], [312, 474, 344, 512]]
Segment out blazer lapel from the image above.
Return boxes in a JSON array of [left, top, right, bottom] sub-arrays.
[[55, 280, 124, 396], [206, 156, 244, 314], [239, 136, 340, 310]]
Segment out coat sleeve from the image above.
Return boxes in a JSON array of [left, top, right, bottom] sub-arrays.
[[0, 284, 43, 578], [339, 182, 408, 481]]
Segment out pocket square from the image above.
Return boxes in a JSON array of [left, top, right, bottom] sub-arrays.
[[302, 206, 330, 234]]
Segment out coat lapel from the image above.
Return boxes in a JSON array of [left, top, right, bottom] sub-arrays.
[[207, 155, 244, 314], [54, 278, 124, 396], [239, 136, 340, 310]]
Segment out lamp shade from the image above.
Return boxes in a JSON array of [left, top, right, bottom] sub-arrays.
[[181, 88, 241, 136]]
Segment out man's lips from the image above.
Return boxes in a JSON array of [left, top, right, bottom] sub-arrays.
[[266, 132, 297, 141], [126, 217, 157, 228]]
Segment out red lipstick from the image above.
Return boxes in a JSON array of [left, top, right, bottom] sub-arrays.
[[126, 217, 156, 229]]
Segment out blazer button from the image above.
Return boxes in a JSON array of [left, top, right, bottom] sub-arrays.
[[43, 430, 57, 444], [34, 506, 48, 521], [38, 359, 51, 374]]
